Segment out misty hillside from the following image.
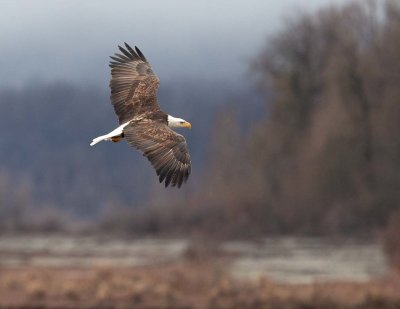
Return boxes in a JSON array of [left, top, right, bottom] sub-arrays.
[[0, 80, 262, 216]]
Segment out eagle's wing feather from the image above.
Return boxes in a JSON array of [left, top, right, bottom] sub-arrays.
[[109, 43, 160, 124], [124, 120, 191, 188]]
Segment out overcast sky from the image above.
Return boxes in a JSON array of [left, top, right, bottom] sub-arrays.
[[1, 0, 349, 88]]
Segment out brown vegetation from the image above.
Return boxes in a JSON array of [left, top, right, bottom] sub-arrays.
[[0, 262, 399, 309]]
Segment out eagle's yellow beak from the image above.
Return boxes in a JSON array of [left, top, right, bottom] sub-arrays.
[[182, 121, 192, 129]]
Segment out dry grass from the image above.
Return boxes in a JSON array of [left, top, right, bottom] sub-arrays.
[[0, 260, 399, 309]]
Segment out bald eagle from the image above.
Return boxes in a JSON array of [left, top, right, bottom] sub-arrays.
[[90, 43, 192, 188]]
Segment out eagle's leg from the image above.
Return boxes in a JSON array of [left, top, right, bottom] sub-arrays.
[[111, 136, 121, 142], [111, 133, 124, 143]]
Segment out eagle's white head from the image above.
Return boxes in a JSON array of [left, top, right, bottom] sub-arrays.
[[167, 115, 192, 129]]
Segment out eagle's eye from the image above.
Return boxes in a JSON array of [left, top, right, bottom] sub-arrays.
[[180, 121, 185, 124]]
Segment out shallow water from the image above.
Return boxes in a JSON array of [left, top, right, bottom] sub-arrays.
[[0, 235, 387, 283], [223, 238, 387, 283]]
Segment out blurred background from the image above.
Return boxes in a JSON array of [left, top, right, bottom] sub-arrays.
[[1, 0, 400, 308]]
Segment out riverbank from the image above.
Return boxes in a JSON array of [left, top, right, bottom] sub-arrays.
[[0, 235, 397, 308], [0, 235, 387, 283]]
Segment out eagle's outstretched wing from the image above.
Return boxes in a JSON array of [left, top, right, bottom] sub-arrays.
[[124, 119, 191, 188], [109, 43, 160, 124]]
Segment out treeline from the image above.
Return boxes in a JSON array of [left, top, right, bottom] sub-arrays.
[[0, 84, 143, 217], [0, 76, 260, 232], [208, 0, 400, 236], [100, 1, 400, 241], [244, 0, 400, 235], [233, 0, 400, 235]]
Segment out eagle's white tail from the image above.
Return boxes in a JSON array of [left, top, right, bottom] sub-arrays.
[[90, 135, 111, 146]]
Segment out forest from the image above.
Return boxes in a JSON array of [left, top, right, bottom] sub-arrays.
[[0, 1, 399, 265]]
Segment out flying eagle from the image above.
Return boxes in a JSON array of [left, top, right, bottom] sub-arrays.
[[90, 43, 192, 188]]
